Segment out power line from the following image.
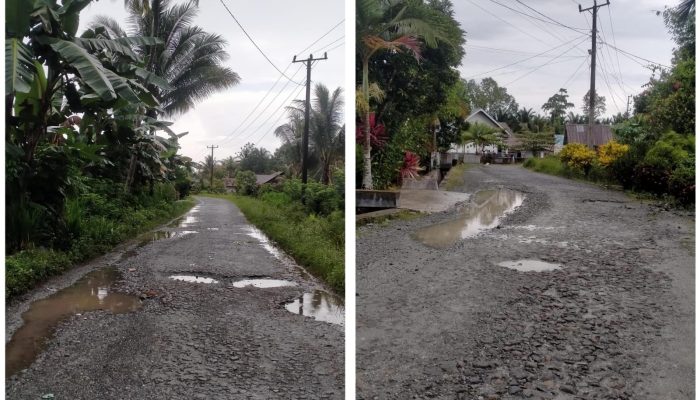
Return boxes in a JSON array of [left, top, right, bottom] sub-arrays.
[[295, 20, 344, 56], [600, 39, 671, 69], [466, 43, 585, 58], [504, 35, 590, 85], [488, 0, 588, 32], [597, 54, 623, 113], [560, 54, 590, 88], [465, 0, 564, 50], [218, 0, 303, 85], [606, 6, 626, 92], [516, 0, 589, 33], [511, 1, 589, 56], [465, 34, 588, 79], [255, 83, 307, 146]]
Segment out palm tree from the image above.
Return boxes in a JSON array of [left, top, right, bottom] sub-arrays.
[[357, 0, 448, 189], [517, 107, 535, 124], [311, 84, 344, 185], [93, 0, 239, 117], [461, 123, 501, 154]]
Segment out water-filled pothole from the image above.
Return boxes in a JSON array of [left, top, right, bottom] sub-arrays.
[[231, 279, 297, 288], [6, 267, 141, 378], [170, 275, 219, 284], [497, 259, 562, 272], [284, 291, 344, 325], [413, 189, 524, 248], [138, 230, 198, 247]]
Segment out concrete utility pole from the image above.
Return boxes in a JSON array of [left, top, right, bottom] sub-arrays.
[[579, 0, 610, 142], [292, 53, 327, 188], [207, 145, 218, 189], [626, 94, 633, 117]]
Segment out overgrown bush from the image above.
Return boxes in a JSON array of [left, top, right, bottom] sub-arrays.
[[597, 140, 630, 167], [235, 170, 257, 195]]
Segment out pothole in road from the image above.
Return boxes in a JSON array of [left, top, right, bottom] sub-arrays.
[[170, 275, 219, 284], [497, 259, 562, 272], [284, 291, 344, 326], [413, 189, 525, 249], [138, 230, 198, 247], [6, 267, 141, 378], [231, 279, 297, 288]]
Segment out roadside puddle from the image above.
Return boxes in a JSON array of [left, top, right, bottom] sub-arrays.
[[497, 259, 562, 272], [138, 230, 197, 247], [285, 291, 345, 325], [413, 189, 524, 248], [170, 275, 219, 284], [6, 267, 141, 378], [231, 279, 297, 288]]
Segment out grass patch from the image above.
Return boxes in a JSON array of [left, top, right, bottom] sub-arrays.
[[211, 194, 344, 294], [523, 156, 573, 178], [442, 163, 473, 191], [6, 198, 195, 299]]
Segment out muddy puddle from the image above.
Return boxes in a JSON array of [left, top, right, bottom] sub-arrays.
[[6, 268, 141, 378], [413, 189, 524, 248], [232, 279, 297, 288], [497, 259, 562, 272], [170, 275, 219, 284], [285, 291, 345, 325]]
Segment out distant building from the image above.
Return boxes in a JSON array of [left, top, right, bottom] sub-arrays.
[[255, 171, 284, 186], [565, 124, 613, 148]]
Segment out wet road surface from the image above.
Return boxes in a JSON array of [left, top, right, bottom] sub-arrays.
[[6, 196, 344, 399], [357, 165, 694, 399]]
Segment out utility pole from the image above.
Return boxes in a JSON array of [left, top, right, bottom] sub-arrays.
[[207, 145, 218, 189], [292, 53, 328, 190], [579, 0, 609, 142]]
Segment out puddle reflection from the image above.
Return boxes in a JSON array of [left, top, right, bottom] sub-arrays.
[[231, 279, 297, 288], [170, 275, 219, 284], [413, 189, 524, 248], [497, 259, 562, 272], [6, 268, 141, 378], [285, 291, 344, 326]]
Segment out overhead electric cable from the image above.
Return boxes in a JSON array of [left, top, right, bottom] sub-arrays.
[[504, 35, 591, 85], [515, 0, 589, 33]]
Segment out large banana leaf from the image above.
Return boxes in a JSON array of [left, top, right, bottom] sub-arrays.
[[6, 39, 36, 95], [74, 37, 141, 62], [6, 0, 34, 38], [47, 38, 117, 101]]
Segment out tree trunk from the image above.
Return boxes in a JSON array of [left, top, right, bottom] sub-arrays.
[[361, 60, 373, 189]]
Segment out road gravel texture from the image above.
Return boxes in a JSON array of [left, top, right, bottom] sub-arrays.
[[6, 197, 343, 399], [357, 165, 694, 399]]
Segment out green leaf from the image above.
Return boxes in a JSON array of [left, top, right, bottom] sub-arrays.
[[133, 66, 172, 90], [5, 38, 35, 94], [101, 68, 140, 104], [74, 37, 141, 62], [47, 38, 116, 101], [5, 0, 34, 38]]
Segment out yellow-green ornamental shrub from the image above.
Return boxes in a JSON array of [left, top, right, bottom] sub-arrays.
[[559, 143, 597, 174], [597, 140, 630, 167]]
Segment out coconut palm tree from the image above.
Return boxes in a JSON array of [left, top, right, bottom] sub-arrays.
[[461, 123, 501, 154], [93, 0, 239, 117], [311, 84, 344, 185], [357, 0, 450, 189]]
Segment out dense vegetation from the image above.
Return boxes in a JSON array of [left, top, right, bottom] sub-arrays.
[[6, 0, 236, 297]]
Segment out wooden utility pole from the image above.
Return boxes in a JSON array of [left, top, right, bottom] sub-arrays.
[[292, 53, 328, 187], [207, 145, 218, 188], [579, 0, 609, 141]]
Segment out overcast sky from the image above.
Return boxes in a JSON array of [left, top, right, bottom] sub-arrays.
[[453, 0, 676, 119], [79, 0, 345, 163]]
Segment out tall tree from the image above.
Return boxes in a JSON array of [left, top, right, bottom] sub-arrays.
[[237, 143, 276, 174], [311, 84, 344, 184], [541, 88, 574, 122], [582, 90, 607, 121], [462, 77, 519, 118], [94, 0, 239, 116]]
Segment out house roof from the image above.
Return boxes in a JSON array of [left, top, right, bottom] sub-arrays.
[[255, 171, 284, 185], [565, 124, 613, 147], [466, 108, 502, 129]]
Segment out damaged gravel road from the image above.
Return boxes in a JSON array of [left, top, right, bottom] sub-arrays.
[[357, 165, 694, 399], [6, 196, 343, 399]]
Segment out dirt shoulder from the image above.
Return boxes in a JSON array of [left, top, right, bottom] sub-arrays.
[[7, 196, 344, 399], [357, 165, 694, 399]]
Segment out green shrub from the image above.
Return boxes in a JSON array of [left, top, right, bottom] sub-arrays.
[[235, 170, 257, 196], [6, 249, 72, 298], [669, 156, 695, 205]]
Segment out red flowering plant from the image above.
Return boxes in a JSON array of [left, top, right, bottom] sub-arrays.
[[399, 151, 423, 181], [356, 112, 388, 148]]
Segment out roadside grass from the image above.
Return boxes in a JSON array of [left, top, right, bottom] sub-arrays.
[[442, 163, 472, 191], [209, 194, 344, 293], [6, 198, 195, 299], [523, 156, 574, 178]]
